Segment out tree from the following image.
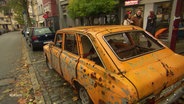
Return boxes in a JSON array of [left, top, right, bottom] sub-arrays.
[[68, 0, 118, 25], [0, 0, 32, 26]]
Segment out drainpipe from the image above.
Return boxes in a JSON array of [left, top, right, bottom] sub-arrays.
[[168, 0, 182, 51]]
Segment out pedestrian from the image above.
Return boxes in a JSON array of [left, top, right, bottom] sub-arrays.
[[122, 12, 133, 25], [131, 10, 143, 28], [146, 11, 157, 35]]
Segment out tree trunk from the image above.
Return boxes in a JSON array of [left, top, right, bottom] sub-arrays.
[[23, 0, 32, 27]]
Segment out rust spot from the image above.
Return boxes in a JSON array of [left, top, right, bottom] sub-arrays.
[[98, 83, 104, 87], [98, 99, 106, 104], [91, 73, 97, 80], [101, 91, 105, 95], [161, 62, 174, 76], [94, 82, 97, 88], [152, 82, 154, 85], [112, 85, 115, 88], [108, 74, 116, 80], [108, 80, 111, 84], [99, 77, 102, 82], [169, 70, 174, 76]]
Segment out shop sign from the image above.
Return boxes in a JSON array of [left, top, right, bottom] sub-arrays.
[[125, 0, 139, 6], [43, 13, 48, 19]]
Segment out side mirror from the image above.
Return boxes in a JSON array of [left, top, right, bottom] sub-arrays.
[[48, 42, 54, 47]]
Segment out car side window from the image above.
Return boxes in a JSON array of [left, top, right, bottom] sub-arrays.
[[64, 34, 78, 55], [81, 35, 103, 67], [55, 33, 63, 48]]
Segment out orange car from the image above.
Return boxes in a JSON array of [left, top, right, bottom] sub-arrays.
[[43, 25, 184, 104]]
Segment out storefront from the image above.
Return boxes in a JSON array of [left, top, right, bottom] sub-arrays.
[[122, 0, 172, 33], [154, 1, 172, 30]]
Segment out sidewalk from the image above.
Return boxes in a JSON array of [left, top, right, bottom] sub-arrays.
[[22, 36, 45, 104]]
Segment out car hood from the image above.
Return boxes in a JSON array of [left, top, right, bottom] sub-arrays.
[[120, 49, 184, 100]]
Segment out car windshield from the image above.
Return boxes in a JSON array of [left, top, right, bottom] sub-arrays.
[[104, 31, 164, 60], [34, 28, 54, 35]]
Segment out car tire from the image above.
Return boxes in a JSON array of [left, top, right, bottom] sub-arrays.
[[79, 86, 93, 104], [46, 56, 53, 70]]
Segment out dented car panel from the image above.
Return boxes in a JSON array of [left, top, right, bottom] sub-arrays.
[[43, 25, 184, 104]]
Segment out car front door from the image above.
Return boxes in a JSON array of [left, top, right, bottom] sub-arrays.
[[60, 33, 80, 84], [50, 33, 63, 75]]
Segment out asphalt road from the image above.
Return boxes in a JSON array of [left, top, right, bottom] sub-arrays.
[[0, 31, 22, 79]]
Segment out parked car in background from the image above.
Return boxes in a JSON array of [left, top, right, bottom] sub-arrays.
[[21, 27, 29, 37], [0, 28, 8, 35], [0, 29, 3, 35], [43, 25, 184, 104], [27, 27, 55, 51]]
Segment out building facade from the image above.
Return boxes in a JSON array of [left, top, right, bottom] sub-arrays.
[[0, 0, 16, 31], [42, 0, 59, 31], [36, 0, 45, 27]]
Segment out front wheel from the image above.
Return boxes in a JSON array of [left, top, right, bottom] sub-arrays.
[[79, 86, 93, 104]]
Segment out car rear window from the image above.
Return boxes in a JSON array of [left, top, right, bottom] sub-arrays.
[[34, 28, 54, 35], [104, 31, 164, 60]]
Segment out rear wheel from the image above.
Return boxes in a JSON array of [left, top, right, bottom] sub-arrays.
[[79, 86, 93, 104]]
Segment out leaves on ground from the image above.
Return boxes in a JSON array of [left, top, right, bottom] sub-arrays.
[[72, 96, 79, 101], [2, 88, 13, 94]]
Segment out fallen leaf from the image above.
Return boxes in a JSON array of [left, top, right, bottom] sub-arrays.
[[18, 98, 27, 104], [2, 88, 13, 94], [72, 96, 79, 101], [63, 83, 67, 86]]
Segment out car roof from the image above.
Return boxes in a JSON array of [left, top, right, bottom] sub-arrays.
[[57, 25, 143, 37]]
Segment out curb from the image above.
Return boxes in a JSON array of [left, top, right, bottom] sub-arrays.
[[21, 36, 45, 104]]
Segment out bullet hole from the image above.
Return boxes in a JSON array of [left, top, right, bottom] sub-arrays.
[[101, 91, 105, 95], [112, 85, 115, 88], [108, 80, 111, 84], [91, 73, 97, 80], [94, 82, 97, 88], [152, 82, 154, 85], [83, 69, 86, 72], [99, 99, 106, 104], [99, 77, 102, 82], [98, 83, 103, 87]]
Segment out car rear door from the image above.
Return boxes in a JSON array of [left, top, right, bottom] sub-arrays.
[[60, 32, 80, 84]]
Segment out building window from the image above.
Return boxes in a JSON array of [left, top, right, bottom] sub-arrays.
[[155, 1, 171, 30]]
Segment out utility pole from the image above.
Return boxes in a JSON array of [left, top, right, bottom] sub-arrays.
[[168, 0, 182, 51]]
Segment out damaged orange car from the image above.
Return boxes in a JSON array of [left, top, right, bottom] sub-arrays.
[[43, 25, 184, 104]]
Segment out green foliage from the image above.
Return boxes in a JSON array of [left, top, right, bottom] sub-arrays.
[[0, 0, 31, 26], [68, 0, 118, 19]]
